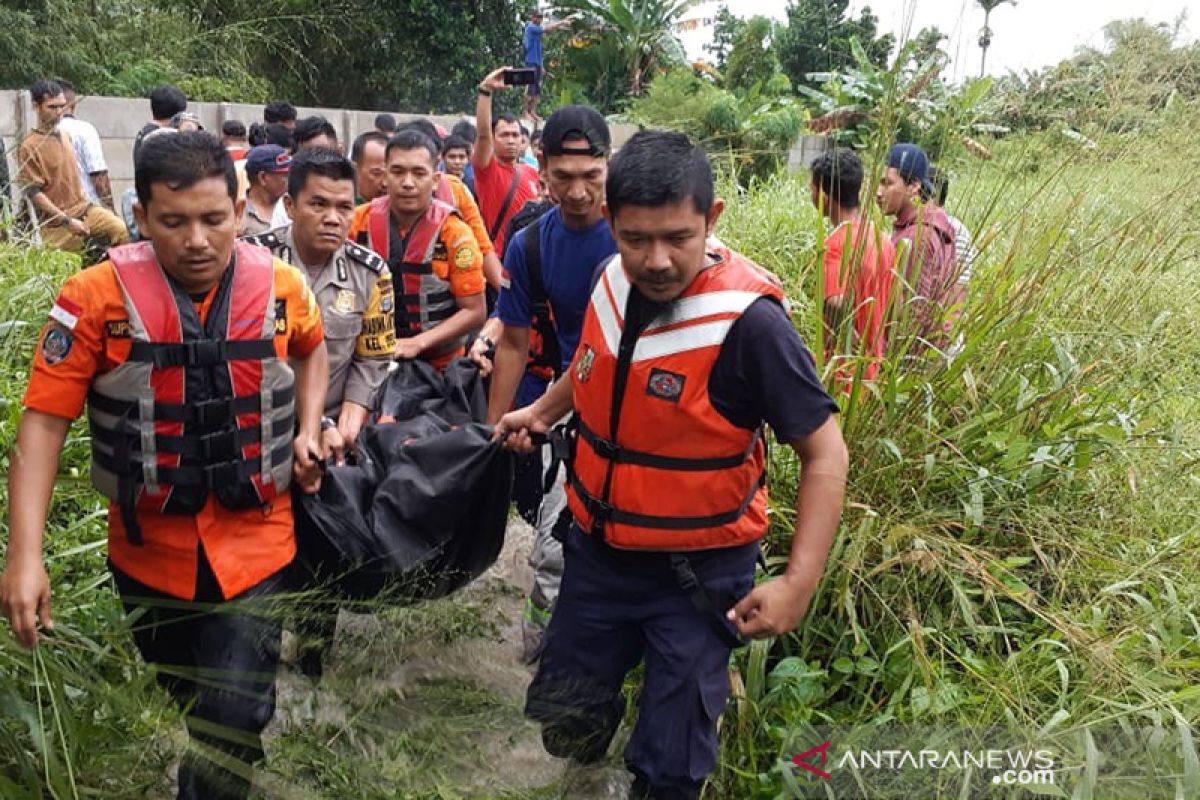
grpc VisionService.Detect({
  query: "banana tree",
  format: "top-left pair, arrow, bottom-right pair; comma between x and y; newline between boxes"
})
553,0 -> 698,96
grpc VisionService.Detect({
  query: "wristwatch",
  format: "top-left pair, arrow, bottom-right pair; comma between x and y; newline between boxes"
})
320,417 -> 337,432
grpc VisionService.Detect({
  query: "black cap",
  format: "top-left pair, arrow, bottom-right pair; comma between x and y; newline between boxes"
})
541,105 -> 610,158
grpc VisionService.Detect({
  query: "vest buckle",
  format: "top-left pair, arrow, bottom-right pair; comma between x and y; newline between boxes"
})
187,339 -> 227,366
192,398 -> 234,427
198,428 -> 239,460
591,436 -> 622,462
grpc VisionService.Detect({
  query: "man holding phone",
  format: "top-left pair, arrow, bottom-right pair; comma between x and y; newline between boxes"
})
475,68 -> 542,256
521,10 -> 576,121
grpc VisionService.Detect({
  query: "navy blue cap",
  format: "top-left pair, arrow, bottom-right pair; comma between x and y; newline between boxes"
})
886,143 -> 930,185
245,144 -> 292,177
541,105 -> 610,158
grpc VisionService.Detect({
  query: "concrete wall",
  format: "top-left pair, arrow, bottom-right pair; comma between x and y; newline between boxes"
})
1,89 -> 643,205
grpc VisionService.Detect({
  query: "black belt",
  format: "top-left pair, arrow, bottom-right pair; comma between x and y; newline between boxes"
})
575,417 -> 760,472
128,338 -> 277,368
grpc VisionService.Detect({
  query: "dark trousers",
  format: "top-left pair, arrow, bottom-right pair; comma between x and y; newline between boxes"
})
111,551 -> 284,800
525,528 -> 758,800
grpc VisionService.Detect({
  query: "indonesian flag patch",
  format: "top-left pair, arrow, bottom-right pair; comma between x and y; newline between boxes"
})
48,294 -> 83,331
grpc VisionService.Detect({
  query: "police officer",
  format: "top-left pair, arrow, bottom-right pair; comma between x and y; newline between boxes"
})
1,132 -> 329,799
496,131 -> 849,799
244,147 -> 395,678
245,147 -> 396,459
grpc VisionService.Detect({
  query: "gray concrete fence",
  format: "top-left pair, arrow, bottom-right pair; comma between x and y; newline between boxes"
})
2,88 -> 825,208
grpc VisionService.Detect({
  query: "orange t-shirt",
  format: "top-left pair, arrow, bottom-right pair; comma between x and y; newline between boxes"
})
823,219 -> 896,382
441,174 -> 495,257
23,257 -> 325,601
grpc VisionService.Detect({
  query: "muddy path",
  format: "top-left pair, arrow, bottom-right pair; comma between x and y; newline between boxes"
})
257,518 -> 632,799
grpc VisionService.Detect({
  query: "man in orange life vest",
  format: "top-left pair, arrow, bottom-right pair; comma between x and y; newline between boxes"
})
348,129 -> 486,370
496,131 -> 849,799
0,132 -> 329,798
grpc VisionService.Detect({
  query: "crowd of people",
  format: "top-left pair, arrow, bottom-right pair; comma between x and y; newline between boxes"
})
2,15 -> 976,795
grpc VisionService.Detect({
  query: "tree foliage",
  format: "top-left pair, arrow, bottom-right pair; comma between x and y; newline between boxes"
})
776,0 -> 894,92
996,16 -> 1200,131
551,0 -> 695,99
725,16 -> 784,95
0,0 -> 532,112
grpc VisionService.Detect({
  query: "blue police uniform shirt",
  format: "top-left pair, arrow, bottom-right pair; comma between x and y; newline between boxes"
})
523,22 -> 544,66
498,207 -> 617,376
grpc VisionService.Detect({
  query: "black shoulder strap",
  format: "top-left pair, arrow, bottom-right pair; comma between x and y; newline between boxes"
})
488,164 -> 525,243
525,214 -> 544,307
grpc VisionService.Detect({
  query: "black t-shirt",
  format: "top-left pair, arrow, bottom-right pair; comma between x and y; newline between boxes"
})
620,288 -> 837,444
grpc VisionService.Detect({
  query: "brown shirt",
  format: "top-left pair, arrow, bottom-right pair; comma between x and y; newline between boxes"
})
17,127 -> 89,221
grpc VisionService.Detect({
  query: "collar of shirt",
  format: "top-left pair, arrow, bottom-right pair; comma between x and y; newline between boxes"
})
282,226 -> 350,294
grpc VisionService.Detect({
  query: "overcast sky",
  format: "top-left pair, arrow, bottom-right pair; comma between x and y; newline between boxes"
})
678,0 -> 1199,82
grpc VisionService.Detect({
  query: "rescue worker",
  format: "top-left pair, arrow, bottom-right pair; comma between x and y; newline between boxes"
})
396,118 -> 504,293
348,129 -> 486,371
495,131 -> 848,799
471,105 -> 617,663
0,131 -> 330,798
243,147 -> 395,679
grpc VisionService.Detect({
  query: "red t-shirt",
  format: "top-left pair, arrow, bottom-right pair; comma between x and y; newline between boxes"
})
823,219 -> 896,382
474,156 -> 539,255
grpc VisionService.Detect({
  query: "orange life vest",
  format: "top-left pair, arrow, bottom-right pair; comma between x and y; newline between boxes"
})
87,241 -> 295,543
363,196 -> 463,358
565,249 -> 785,551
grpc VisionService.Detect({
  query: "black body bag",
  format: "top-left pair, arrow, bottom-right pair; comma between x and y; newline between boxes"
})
294,358 -> 512,601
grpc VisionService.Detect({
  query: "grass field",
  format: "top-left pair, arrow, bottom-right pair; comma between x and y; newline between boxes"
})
0,116 -> 1198,797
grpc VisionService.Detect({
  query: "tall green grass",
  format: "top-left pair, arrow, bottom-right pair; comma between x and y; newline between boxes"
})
711,118 -> 1200,796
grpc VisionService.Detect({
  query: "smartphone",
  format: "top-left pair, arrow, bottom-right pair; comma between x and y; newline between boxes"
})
503,68 -> 539,86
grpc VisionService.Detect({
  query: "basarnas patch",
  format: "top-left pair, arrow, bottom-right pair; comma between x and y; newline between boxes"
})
646,368 -> 685,402
41,326 -> 74,365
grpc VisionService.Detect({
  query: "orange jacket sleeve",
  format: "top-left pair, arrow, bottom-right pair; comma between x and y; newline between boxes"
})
440,217 -> 484,297
23,265 -> 115,420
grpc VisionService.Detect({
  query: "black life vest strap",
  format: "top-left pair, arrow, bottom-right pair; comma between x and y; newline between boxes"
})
576,417 -> 760,472
128,338 -> 277,369
88,384 -> 294,426
91,416 -> 293,459
668,553 -> 746,649
94,439 -> 292,490
567,468 -> 761,532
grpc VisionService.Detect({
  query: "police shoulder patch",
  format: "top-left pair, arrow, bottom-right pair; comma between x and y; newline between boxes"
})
344,241 -> 385,274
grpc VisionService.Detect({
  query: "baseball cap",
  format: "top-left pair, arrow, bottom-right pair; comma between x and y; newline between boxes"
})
886,143 -> 929,186
541,105 -> 611,158
245,144 -> 292,177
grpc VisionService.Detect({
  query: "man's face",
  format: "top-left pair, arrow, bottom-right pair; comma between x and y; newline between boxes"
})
256,171 -> 289,203
134,177 -> 243,294
285,174 -> 356,262
544,153 -> 606,226
386,147 -> 439,217
442,147 -> 469,178
494,120 -> 523,163
356,138 -> 388,200
605,198 -> 724,303
35,93 -> 67,129
280,119 -> 297,131
876,167 -> 918,217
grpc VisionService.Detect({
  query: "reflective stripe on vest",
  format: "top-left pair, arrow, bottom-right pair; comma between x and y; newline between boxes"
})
367,196 -> 462,357
566,249 -> 785,551
87,241 -> 295,541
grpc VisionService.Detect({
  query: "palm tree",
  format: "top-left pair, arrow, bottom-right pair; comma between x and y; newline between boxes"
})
976,0 -> 1016,77
554,0 -> 699,96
